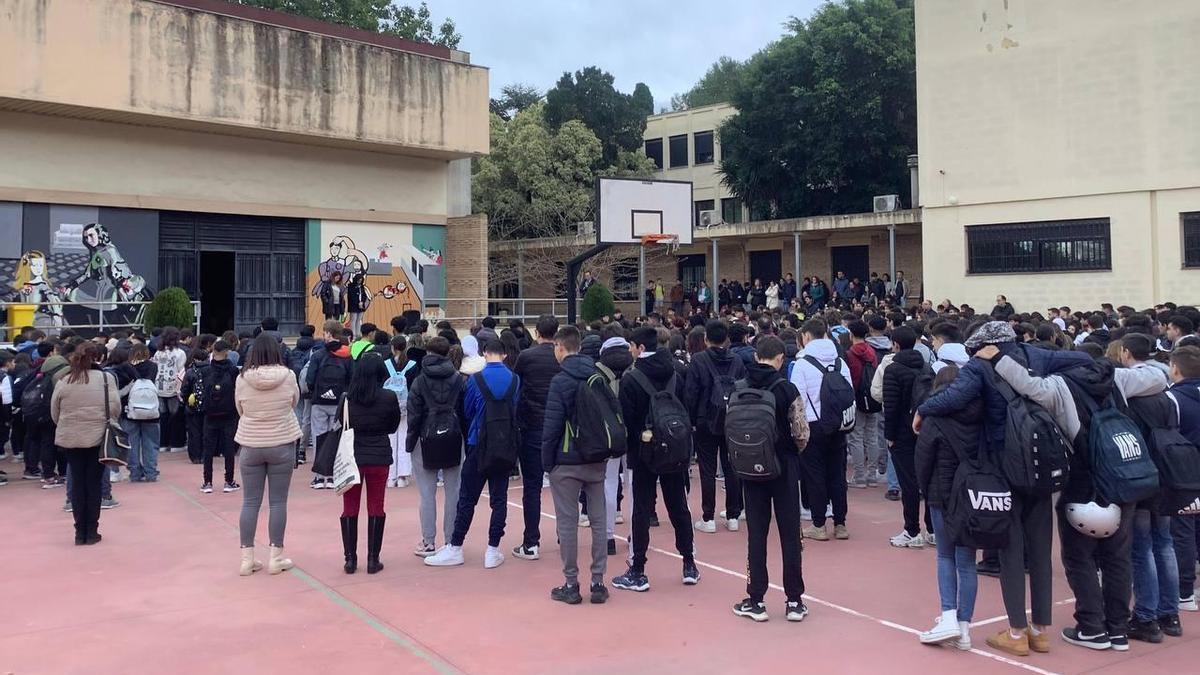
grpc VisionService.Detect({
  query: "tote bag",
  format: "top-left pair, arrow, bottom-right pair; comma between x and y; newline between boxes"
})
331,399 -> 361,495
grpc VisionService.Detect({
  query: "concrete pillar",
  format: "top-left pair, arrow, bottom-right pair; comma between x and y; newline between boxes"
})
888,224 -> 897,283
907,154 -> 919,209
793,232 -> 802,283
711,238 -> 719,300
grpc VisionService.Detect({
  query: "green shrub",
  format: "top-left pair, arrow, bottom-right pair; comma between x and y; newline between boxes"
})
143,287 -> 194,333
580,283 -> 616,323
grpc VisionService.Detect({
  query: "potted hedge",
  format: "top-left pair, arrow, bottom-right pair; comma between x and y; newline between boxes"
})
580,283 -> 616,323
143,287 -> 194,333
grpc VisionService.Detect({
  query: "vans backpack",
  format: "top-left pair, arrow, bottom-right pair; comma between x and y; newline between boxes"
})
126,378 -> 161,420
629,370 -> 692,474
1083,395 -> 1159,505
313,355 -> 349,404
945,451 -> 1012,549
571,371 -> 628,463
725,380 -> 790,481
383,359 -> 415,403
202,365 -> 237,419
856,358 -> 881,413
802,356 -> 856,434
704,355 -> 738,433
420,378 -> 463,470
473,373 -> 520,475
21,364 -> 66,425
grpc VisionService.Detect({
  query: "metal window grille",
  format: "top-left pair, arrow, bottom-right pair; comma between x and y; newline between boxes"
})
1183,212 -> 1200,269
966,218 -> 1111,274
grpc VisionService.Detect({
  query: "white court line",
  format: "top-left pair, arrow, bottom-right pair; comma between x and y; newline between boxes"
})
971,598 -> 1077,629
507,500 -> 1064,675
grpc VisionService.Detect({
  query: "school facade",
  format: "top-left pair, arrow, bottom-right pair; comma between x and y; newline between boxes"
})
0,0 -> 489,335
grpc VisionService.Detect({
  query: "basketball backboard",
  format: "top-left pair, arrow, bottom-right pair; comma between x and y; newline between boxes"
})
596,177 -> 693,245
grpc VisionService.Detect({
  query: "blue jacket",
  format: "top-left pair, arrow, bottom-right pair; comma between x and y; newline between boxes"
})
541,354 -> 597,470
463,362 -> 520,447
918,343 -> 1092,452
1170,377 -> 1200,447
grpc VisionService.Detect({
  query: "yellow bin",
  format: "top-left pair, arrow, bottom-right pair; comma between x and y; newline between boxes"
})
8,304 -> 36,331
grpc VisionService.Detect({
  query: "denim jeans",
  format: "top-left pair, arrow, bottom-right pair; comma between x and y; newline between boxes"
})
885,452 -> 900,491
123,418 -> 160,481
1132,509 -> 1179,621
847,410 -> 881,482
930,507 -> 977,621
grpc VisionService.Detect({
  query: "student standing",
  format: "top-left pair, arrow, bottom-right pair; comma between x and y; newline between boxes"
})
306,320 -> 353,490
845,320 -> 881,488
732,337 -> 810,623
151,327 -> 188,453
425,340 -> 520,569
1166,347 -> 1200,614
200,341 -> 241,494
179,348 -> 209,464
406,337 -> 465,557
384,336 -> 415,488
119,345 -> 159,481
235,335 -> 301,576
882,327 -> 934,548
511,315 -> 561,561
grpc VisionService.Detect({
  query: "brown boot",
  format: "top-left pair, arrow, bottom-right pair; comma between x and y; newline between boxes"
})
986,628 -> 1030,657
1025,628 -> 1050,653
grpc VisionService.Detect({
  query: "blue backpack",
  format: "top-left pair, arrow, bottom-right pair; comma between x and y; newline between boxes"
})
1079,390 -> 1160,504
383,359 -> 415,403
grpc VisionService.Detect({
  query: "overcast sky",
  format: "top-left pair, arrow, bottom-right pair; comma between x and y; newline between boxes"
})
435,0 -> 822,110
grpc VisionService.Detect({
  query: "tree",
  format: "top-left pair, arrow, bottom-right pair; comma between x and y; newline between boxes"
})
671,56 -> 746,111
543,67 -> 651,167
143,287 -> 195,333
235,1 -> 460,48
718,0 -> 916,217
580,283 -> 616,322
489,83 -> 542,121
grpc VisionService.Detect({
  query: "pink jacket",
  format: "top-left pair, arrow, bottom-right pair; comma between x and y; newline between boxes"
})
235,365 -> 301,448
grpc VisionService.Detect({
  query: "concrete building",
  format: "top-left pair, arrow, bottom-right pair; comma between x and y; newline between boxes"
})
0,0 -> 488,335
643,103 -> 749,226
916,0 -> 1200,311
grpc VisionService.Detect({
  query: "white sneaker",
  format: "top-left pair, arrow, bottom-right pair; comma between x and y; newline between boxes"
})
424,545 -> 465,567
926,532 -> 936,547
484,545 -> 505,569
615,511 -> 625,525
801,508 -> 812,521
1180,594 -> 1199,611
955,621 -> 972,650
889,531 -> 925,548
726,517 -> 740,532
386,478 -> 398,488
542,474 -> 550,489
694,519 -> 717,534
578,514 -> 590,528
919,610 -> 960,644
396,477 -> 410,488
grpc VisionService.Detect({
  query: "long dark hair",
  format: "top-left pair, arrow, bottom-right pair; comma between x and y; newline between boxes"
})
67,342 -> 102,384
245,334 -> 283,369
160,327 -> 181,350
390,335 -> 408,368
347,354 -> 387,406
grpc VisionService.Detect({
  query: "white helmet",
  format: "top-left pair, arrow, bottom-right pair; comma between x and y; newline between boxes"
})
1064,502 -> 1121,539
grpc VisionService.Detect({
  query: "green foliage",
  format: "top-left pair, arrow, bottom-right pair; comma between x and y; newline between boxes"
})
719,0 -> 916,218
490,83 -> 542,121
235,1 -> 460,47
143,287 -> 194,333
580,283 -> 616,323
670,56 -> 746,111
544,67 -> 651,167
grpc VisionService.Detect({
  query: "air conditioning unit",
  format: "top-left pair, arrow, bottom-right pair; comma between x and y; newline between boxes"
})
698,210 -> 722,228
873,195 -> 901,213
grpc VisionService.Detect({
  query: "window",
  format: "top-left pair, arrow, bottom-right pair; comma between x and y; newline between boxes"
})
720,198 -> 741,224
694,199 -> 715,227
1184,212 -> 1200,268
966,218 -> 1111,274
644,138 -> 663,170
678,255 -> 707,291
669,134 -> 689,168
694,131 -> 714,165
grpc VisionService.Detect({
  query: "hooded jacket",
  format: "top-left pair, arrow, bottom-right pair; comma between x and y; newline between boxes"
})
580,333 -> 602,361
340,387 -> 401,465
289,335 -> 316,374
106,362 -> 139,410
513,342 -> 560,432
405,353 -> 467,454
235,365 -> 301,447
459,336 -> 487,375
542,354 -> 599,469
932,343 -> 969,373
866,335 -> 893,362
597,344 -> 634,382
684,346 -> 746,434
305,340 -> 353,406
915,384 -> 983,508
789,338 -> 852,423
882,349 -> 926,446
619,350 -> 687,466
1168,378 -> 1200,447
463,361 -> 520,447
743,361 -> 804,457
846,341 -> 879,391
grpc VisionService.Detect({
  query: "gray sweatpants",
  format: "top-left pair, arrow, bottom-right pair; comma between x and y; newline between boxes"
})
551,462 -> 608,585
239,443 -> 296,548
413,444 -> 462,548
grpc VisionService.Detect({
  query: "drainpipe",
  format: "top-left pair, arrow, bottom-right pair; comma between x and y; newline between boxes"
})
907,154 -> 919,209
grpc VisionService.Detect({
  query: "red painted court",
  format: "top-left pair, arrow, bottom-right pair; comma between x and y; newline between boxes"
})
5,453 -> 1197,675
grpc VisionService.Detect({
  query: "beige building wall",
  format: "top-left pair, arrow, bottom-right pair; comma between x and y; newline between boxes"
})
916,0 -> 1200,309
643,103 -> 743,223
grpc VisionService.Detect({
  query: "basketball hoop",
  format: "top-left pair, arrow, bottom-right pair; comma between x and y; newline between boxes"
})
640,233 -> 680,253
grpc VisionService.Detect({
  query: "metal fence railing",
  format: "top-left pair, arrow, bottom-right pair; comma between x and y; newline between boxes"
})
1,300 -> 202,340
422,297 -> 643,324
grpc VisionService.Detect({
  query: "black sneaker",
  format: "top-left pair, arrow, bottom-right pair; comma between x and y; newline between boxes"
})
201,482 -> 214,494
607,539 -> 617,556
648,513 -> 660,527
589,582 -> 609,604
682,561 -> 700,585
612,568 -> 650,592
1159,613 -> 1182,637
976,558 -> 1001,577
884,489 -> 900,502
786,601 -> 809,622
223,481 -> 241,493
1128,618 -> 1163,643
1061,626 -> 1111,650
22,469 -> 41,480
733,598 -> 768,622
550,583 -> 582,605
1109,634 -> 1128,652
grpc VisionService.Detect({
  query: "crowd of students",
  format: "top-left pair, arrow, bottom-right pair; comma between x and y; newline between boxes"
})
3,294 -> 1200,658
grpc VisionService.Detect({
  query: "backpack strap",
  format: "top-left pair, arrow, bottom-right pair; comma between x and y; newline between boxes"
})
473,372 -> 495,402
400,360 -> 415,376
628,368 -> 657,398
384,359 -> 399,379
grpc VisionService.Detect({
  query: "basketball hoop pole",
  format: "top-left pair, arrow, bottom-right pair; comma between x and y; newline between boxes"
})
565,243 -> 611,324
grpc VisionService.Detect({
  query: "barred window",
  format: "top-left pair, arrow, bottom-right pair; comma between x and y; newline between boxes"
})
966,218 -> 1111,274
1184,212 -> 1200,268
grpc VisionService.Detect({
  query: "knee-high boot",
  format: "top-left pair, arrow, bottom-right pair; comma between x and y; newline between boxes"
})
367,515 -> 386,574
340,516 -> 358,574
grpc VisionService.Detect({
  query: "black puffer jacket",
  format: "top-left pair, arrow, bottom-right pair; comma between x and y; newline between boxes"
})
684,346 -> 745,434
405,353 -> 466,453
915,387 -> 983,508
882,349 -> 926,446
340,389 -> 401,466
513,342 -> 560,432
541,354 -> 598,469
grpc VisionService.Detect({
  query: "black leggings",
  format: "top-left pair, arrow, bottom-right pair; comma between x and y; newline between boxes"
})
889,443 -> 933,536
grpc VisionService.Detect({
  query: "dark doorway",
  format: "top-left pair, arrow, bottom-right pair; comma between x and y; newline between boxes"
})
200,251 -> 235,334
830,245 -> 870,286
748,250 -> 782,285
677,254 -> 706,292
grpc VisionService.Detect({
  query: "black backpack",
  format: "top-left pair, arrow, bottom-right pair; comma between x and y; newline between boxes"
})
1125,393 -> 1200,513
313,354 -> 349,404
21,364 -> 66,425
473,373 -> 520,475
990,370 -> 1072,494
202,364 -> 237,419
1073,387 -> 1159,505
802,356 -> 856,435
705,355 -> 738,433
420,377 -> 463,470
629,370 -> 692,474
855,357 -> 881,413
908,364 -> 935,415
945,450 -> 1012,549
724,380 -> 787,481
571,371 -> 627,463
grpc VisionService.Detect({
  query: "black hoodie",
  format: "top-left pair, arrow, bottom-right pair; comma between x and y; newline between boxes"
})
915,384 -> 983,508
597,345 -> 634,382
541,354 -> 599,469
405,353 -> 466,453
882,349 -> 927,445
619,350 -> 687,456
743,361 -> 802,457
684,346 -> 746,434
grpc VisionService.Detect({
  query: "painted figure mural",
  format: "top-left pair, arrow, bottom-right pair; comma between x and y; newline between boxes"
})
11,250 -> 64,329
61,223 -> 148,304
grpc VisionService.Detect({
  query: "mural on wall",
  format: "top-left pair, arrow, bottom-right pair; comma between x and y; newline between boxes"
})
304,221 -> 445,329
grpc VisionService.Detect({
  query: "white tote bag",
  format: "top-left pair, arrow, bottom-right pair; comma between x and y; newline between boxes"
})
332,399 -> 362,495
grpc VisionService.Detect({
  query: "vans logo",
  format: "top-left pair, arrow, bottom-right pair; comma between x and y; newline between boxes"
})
968,490 -> 1012,511
1113,432 -> 1142,461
